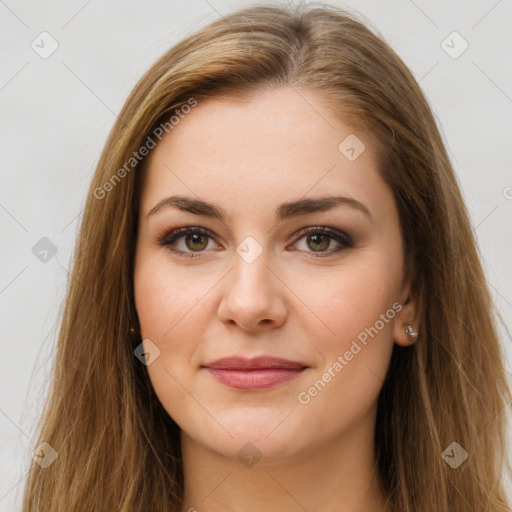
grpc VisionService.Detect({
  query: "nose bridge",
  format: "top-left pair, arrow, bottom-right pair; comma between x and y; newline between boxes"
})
218,239 -> 287,330
229,241 -> 274,303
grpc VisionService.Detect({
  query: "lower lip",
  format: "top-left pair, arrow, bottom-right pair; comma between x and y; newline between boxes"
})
204,367 -> 307,390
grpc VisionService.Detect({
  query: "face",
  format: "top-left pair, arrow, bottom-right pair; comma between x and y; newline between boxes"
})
134,86 -> 417,463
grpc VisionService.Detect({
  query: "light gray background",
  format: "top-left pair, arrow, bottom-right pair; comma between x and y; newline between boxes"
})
1,0 -> 511,509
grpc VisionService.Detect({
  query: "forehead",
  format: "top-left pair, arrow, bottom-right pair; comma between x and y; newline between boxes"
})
139,87 -> 391,224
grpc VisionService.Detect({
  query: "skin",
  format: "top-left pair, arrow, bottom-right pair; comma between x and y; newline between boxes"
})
133,86 -> 420,512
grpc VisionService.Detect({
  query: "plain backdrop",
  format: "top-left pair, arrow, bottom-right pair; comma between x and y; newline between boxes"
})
1,0 -> 511,509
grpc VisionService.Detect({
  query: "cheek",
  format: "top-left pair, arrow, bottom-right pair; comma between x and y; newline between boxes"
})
134,254 -> 209,339
299,253 -> 400,339
134,264 -> 168,339
133,253 -> 220,394
133,256 -> 204,424
294,254 -> 399,399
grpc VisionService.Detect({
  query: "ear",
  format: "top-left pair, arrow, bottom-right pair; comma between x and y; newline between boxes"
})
393,274 -> 421,347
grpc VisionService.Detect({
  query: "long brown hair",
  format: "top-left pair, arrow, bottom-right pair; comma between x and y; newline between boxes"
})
22,3 -> 511,510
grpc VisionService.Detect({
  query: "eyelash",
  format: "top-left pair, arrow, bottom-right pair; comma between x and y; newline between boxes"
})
156,226 -> 353,259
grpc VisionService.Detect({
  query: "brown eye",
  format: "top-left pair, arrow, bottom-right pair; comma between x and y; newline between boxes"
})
305,233 -> 331,252
158,227 -> 219,258
184,233 -> 208,251
292,226 -> 353,257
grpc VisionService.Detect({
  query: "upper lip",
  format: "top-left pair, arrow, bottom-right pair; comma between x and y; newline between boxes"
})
202,356 -> 308,370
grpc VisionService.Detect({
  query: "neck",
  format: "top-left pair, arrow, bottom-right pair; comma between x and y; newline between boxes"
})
179,407 -> 390,512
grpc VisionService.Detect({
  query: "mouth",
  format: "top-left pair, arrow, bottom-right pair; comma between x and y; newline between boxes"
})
203,367 -> 307,390
201,356 -> 309,391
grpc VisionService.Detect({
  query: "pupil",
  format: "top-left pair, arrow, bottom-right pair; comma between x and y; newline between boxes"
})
186,234 -> 207,251
308,234 -> 329,251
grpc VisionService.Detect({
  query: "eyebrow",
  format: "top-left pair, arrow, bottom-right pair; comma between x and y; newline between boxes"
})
147,194 -> 372,222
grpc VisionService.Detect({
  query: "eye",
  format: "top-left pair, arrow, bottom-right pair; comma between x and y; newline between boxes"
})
156,225 -> 353,259
156,226 -> 220,259
290,226 -> 353,257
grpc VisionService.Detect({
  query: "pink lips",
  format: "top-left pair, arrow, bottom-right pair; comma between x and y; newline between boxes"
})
202,356 -> 308,391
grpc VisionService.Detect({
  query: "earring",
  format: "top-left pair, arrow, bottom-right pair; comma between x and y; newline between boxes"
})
405,325 -> 418,339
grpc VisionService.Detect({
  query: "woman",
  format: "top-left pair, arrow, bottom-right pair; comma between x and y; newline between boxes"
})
22,3 -> 511,511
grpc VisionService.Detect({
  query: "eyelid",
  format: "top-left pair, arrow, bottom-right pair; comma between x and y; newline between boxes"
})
154,226 -> 219,248
292,226 -> 353,247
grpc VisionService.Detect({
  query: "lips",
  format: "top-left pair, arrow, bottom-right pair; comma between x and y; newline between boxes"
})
203,356 -> 307,370
202,356 -> 308,391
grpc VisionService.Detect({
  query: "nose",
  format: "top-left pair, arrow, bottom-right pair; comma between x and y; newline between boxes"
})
217,251 -> 288,332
